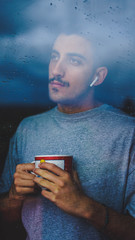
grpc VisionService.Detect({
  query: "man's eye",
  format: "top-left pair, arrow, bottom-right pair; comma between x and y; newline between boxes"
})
70,58 -> 81,65
50,54 -> 59,61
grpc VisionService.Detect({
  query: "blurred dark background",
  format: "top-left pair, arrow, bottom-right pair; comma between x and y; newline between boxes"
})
0,0 -> 135,239
0,0 -> 135,184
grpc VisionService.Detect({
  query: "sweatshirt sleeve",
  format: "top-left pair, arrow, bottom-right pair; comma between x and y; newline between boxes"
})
124,133 -> 135,218
0,123 -> 23,194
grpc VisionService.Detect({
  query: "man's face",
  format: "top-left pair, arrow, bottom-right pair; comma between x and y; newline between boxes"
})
49,34 -> 94,106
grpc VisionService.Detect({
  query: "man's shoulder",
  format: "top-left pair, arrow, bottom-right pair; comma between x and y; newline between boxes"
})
18,107 -> 56,129
102,104 -> 135,128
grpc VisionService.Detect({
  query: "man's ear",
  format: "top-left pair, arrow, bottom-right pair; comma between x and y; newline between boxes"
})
92,67 -> 108,86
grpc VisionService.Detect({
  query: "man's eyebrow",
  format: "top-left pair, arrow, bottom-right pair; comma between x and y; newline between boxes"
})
51,50 -> 86,61
51,49 -> 59,55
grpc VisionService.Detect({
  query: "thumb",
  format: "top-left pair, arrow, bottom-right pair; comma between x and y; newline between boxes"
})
72,170 -> 81,187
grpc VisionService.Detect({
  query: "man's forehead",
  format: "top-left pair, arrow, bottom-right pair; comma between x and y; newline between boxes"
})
53,34 -> 93,57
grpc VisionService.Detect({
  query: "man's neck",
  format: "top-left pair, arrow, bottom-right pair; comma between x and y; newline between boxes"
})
57,100 -> 102,114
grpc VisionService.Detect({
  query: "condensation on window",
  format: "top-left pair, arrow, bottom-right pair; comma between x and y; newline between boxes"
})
0,0 -> 135,175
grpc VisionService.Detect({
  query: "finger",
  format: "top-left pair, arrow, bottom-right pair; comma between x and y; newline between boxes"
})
15,186 -> 35,195
16,163 -> 35,172
14,178 -> 35,187
38,162 -> 65,176
41,189 -> 55,202
34,177 -> 56,193
72,170 -> 81,185
33,168 -> 62,185
72,171 -> 82,190
14,171 -> 36,180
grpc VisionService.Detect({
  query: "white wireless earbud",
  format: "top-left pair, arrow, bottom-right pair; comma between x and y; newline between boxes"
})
90,76 -> 98,87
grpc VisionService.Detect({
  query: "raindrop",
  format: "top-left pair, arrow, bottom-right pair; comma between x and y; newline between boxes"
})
2,80 -> 9,83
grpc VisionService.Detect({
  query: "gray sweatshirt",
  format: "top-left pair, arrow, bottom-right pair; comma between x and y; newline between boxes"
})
0,104 -> 135,240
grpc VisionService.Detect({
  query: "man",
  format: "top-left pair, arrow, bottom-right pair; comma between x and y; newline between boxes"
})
0,33 -> 135,240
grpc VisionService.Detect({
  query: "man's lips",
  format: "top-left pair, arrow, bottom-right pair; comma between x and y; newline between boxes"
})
49,80 -> 65,87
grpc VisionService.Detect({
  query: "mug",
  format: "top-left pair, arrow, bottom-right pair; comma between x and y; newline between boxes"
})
35,155 -> 73,173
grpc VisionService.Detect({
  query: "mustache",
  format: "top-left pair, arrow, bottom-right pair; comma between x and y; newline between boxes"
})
49,77 -> 70,87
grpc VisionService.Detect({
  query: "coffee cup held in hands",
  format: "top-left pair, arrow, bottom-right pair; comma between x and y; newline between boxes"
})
35,155 -> 73,173
34,155 -> 73,190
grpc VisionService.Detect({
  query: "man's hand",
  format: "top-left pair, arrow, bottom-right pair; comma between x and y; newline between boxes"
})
33,162 -> 90,218
9,163 -> 37,200
33,162 -> 135,240
0,163 -> 38,223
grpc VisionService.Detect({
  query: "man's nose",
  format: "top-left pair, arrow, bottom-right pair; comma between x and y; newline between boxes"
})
52,60 -> 65,78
